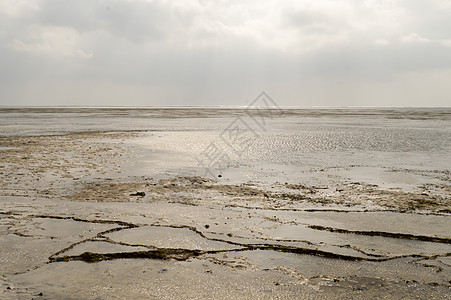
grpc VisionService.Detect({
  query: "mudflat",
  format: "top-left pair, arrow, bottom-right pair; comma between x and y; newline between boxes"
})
1,108 -> 450,299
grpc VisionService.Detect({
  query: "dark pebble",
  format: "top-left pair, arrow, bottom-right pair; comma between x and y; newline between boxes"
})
130,191 -> 146,197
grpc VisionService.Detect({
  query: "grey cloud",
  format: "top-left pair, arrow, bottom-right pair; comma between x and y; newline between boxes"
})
68,42 -> 283,86
285,8 -> 348,34
406,1 -> 451,39
36,0 -> 180,43
0,45 -> 72,83
1,0 -> 451,106
297,41 -> 451,80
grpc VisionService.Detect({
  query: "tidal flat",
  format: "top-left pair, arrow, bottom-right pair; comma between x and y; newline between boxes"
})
0,107 -> 450,299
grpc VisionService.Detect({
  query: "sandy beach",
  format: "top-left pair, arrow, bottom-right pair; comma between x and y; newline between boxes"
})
1,107 -> 450,299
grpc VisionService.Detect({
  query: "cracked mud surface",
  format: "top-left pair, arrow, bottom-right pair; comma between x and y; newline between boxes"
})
1,108 -> 450,299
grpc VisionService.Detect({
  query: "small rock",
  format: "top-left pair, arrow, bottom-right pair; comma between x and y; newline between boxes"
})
218,174 -> 222,178
204,224 -> 210,229
130,191 -> 146,197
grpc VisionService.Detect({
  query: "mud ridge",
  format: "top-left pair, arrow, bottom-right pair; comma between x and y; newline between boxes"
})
202,231 -> 384,258
48,226 -> 133,260
245,244 -> 388,262
49,245 -> 387,264
50,249 -> 209,263
308,225 -> 451,244
24,214 -> 448,265
222,204 -> 449,216
32,215 -> 138,228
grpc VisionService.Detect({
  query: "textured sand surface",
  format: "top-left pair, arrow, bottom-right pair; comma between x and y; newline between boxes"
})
1,108 -> 450,299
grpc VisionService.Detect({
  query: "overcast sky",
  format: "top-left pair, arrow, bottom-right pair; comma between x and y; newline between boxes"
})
1,0 -> 451,107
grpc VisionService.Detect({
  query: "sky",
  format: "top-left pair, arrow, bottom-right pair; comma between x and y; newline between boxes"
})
1,0 -> 451,107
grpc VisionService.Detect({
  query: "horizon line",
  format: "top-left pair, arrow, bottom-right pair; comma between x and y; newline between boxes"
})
1,105 -> 450,109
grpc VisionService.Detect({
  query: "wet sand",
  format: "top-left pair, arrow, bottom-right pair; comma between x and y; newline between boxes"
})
1,108 -> 450,299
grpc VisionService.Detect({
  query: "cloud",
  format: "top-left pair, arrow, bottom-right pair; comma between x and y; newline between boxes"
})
7,25 -> 92,58
1,0 -> 451,106
0,0 -> 40,18
401,33 -> 430,43
35,0 -> 178,43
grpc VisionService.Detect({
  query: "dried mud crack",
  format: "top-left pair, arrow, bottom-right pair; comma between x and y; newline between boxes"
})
307,224 -> 451,244
28,214 -> 450,266
50,249 -> 207,263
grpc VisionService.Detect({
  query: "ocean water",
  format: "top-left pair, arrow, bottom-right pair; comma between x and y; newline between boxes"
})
1,107 -> 450,190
